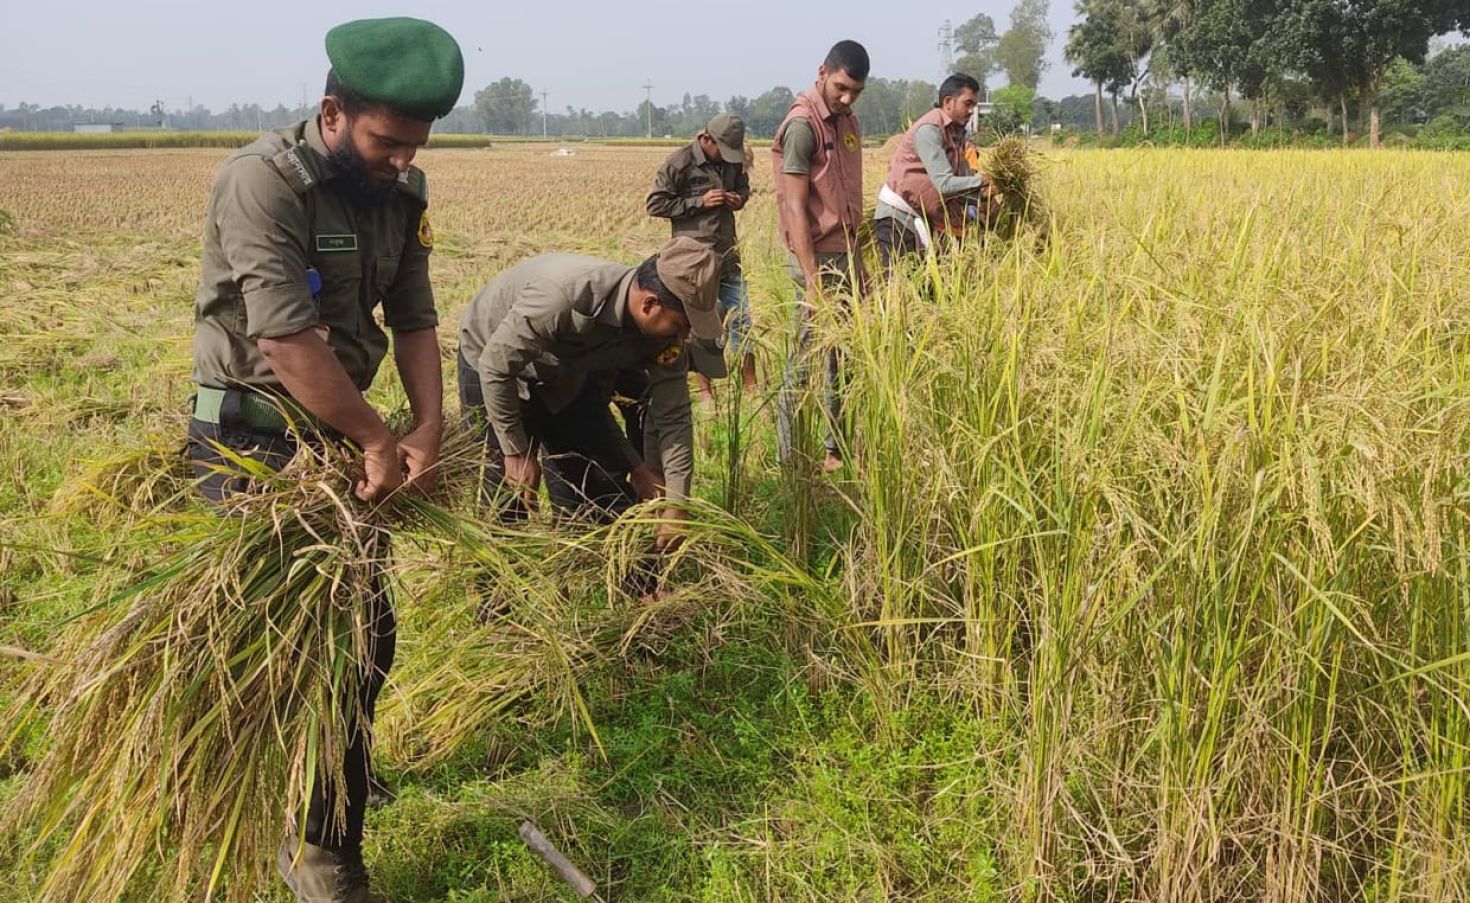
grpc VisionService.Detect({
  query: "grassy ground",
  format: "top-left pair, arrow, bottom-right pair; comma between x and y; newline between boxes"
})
1,144 -> 1469,900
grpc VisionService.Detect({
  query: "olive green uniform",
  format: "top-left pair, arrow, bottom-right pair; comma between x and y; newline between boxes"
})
458,253 -> 696,502
191,116 -> 437,396
186,115 -> 437,871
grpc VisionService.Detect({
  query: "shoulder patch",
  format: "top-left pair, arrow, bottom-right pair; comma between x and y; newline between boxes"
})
395,166 -> 428,204
269,145 -> 318,195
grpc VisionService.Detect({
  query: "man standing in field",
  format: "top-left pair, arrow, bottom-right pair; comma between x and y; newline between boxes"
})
772,40 -> 869,473
186,17 -> 462,902
874,73 -> 998,269
646,113 -> 757,402
457,237 -> 723,546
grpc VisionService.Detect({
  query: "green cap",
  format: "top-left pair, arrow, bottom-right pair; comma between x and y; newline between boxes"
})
326,17 -> 465,120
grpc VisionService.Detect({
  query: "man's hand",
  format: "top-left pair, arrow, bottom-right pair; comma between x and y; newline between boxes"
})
653,506 -> 687,553
724,191 -> 746,210
397,420 -> 443,496
630,465 -> 662,502
357,434 -> 405,502
700,188 -> 727,208
503,453 -> 542,508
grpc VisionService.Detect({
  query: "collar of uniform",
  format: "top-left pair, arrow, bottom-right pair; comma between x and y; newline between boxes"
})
302,116 -> 341,182
598,267 -> 639,330
807,84 -> 840,124
690,136 -> 710,166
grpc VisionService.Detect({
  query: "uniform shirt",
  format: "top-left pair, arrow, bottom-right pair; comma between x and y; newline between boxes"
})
645,139 -> 751,278
191,117 -> 436,393
458,254 -> 695,501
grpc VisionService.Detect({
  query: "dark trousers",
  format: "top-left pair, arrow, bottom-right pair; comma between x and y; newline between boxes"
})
457,352 -> 638,525
185,417 -> 394,862
875,216 -> 926,274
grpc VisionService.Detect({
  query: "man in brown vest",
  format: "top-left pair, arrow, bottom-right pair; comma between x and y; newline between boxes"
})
771,39 -> 869,472
874,73 -> 996,270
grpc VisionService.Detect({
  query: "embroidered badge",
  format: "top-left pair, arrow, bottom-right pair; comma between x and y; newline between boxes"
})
315,234 -> 358,252
655,344 -> 683,365
417,211 -> 434,250
843,132 -> 860,152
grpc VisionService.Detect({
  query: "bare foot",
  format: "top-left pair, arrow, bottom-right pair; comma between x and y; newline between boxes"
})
822,452 -> 844,473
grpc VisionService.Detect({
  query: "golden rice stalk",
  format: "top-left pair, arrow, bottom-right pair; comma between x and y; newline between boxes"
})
0,436 -> 452,901
983,135 -> 1048,239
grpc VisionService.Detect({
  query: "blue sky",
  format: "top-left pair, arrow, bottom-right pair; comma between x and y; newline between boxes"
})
3,1 -> 1090,113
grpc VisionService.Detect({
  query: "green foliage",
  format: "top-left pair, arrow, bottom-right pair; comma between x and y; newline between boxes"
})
473,77 -> 538,135
853,78 -> 939,136
953,12 -> 1001,88
991,84 -> 1037,130
994,0 -> 1054,89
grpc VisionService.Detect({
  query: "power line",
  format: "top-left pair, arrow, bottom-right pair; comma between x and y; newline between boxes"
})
642,80 -> 654,139
938,20 -> 954,75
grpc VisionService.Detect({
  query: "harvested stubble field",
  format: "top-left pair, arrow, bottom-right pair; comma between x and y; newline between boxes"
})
2,142 -> 1470,901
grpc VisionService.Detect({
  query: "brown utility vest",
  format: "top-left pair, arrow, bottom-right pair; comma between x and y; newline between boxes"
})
884,107 -> 971,233
771,87 -> 864,254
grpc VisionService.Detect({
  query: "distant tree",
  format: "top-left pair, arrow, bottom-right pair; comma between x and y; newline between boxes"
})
1279,0 -> 1463,146
903,80 -> 940,121
954,12 -> 1001,88
746,87 -> 796,137
996,0 -> 1055,89
1424,44 -> 1470,115
1066,0 -> 1136,134
1344,0 -> 1464,146
725,95 -> 752,121
1380,57 -> 1429,124
474,78 -> 537,135
990,83 -> 1038,133
1274,0 -> 1360,141
1172,0 -> 1272,142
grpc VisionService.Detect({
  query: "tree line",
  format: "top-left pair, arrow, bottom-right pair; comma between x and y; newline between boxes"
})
5,0 -> 1466,147
1062,0 -> 1470,146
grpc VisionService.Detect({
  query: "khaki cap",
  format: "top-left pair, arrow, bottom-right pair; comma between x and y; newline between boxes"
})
704,113 -> 746,164
655,236 -> 723,341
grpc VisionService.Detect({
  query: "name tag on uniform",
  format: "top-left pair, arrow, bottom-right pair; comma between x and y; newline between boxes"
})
315,234 -> 358,252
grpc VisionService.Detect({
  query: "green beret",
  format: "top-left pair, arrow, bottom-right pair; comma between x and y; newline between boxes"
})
326,17 -> 465,120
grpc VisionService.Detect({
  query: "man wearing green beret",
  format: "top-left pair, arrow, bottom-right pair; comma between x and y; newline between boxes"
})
184,16 -> 463,903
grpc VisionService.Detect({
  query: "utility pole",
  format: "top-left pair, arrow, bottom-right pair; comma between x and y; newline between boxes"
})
938,20 -> 954,75
642,80 -> 654,139
540,88 -> 549,138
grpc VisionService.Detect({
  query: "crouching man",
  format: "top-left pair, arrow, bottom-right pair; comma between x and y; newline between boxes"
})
456,237 -> 723,549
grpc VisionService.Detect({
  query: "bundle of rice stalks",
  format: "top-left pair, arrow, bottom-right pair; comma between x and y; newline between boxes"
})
46,430 -> 192,527
982,135 -> 1049,240
0,436 -> 466,901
